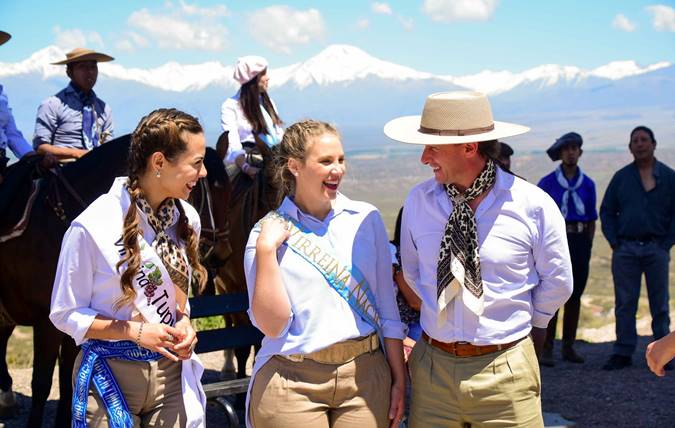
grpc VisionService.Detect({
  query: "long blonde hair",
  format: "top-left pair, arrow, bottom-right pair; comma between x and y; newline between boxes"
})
114,108 -> 207,310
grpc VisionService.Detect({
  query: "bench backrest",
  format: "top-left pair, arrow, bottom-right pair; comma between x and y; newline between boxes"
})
188,293 -> 263,354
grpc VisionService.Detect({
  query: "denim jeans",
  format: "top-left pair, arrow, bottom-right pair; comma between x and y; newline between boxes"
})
611,240 -> 671,356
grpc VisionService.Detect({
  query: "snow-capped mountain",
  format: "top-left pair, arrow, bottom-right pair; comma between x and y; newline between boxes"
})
1,44 -> 669,95
1,43 -> 674,153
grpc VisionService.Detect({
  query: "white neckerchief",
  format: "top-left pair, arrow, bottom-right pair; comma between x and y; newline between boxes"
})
555,165 -> 585,219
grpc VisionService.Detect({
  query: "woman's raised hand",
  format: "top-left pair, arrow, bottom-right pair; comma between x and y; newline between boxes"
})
256,216 -> 291,252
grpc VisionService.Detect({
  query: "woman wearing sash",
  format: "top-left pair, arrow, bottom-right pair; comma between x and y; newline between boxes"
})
244,120 -> 407,428
50,108 -> 208,427
220,55 -> 283,178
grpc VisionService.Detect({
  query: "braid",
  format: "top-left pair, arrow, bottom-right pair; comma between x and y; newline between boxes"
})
115,108 -> 205,308
176,201 -> 208,293
114,176 -> 143,310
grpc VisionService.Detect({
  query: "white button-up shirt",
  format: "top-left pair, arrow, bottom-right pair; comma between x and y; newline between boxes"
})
220,91 -> 283,165
401,168 -> 573,345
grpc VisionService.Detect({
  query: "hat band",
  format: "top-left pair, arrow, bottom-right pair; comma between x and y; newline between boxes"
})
418,123 -> 495,136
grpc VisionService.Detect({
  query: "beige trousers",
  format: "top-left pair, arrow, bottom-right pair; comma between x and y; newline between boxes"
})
72,350 -> 187,428
409,336 -> 543,428
250,351 -> 392,428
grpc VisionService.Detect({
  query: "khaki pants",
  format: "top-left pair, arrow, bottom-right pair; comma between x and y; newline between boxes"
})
250,351 -> 391,428
72,350 -> 187,427
409,336 -> 543,428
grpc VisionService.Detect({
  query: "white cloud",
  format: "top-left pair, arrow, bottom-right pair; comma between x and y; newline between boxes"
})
422,0 -> 498,22
612,14 -> 637,32
398,16 -> 414,31
53,27 -> 104,49
372,2 -> 393,15
125,7 -> 228,51
646,4 -> 675,31
357,18 -> 370,29
177,0 -> 229,17
115,32 -> 149,53
248,6 -> 325,54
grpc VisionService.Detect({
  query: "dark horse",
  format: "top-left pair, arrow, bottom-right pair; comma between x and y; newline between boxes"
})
215,138 -> 277,379
0,135 -> 131,427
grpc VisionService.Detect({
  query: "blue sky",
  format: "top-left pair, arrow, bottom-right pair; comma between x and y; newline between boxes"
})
2,0 -> 674,74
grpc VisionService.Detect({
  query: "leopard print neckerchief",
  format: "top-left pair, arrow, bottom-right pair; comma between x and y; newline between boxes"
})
437,158 -> 496,317
135,195 -> 190,295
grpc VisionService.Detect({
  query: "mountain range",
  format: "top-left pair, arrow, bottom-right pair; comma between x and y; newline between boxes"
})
2,44 -> 674,154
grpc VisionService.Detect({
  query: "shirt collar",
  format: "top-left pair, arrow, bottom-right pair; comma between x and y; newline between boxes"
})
66,82 -> 97,104
425,163 -> 514,196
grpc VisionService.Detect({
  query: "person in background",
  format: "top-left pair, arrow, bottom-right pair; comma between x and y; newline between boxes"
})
34,48 -> 114,161
600,126 -> 674,371
220,56 -> 283,179
0,30 -> 36,181
537,132 -> 597,366
497,141 -> 514,170
244,120 -> 406,428
385,91 -> 572,427
390,207 -> 421,360
49,109 -> 207,427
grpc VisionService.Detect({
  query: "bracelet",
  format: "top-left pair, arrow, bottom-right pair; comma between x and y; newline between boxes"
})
136,321 -> 145,346
241,162 -> 250,173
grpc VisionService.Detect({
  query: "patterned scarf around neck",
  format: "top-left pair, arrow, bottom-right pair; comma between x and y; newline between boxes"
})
554,165 -> 585,219
437,158 -> 497,319
135,195 -> 190,295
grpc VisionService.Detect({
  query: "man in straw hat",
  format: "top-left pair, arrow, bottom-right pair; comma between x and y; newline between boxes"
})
384,91 -> 572,427
537,132 -> 597,367
0,31 -> 35,179
33,47 -> 114,161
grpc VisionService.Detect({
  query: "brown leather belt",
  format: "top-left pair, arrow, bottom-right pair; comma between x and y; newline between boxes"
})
422,332 -> 524,357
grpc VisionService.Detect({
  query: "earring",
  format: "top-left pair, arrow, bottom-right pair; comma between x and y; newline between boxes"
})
155,170 -> 161,178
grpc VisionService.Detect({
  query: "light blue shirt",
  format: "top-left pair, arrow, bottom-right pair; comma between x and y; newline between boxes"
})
244,194 -> 406,359
0,84 -> 32,159
401,167 -> 573,345
33,83 -> 113,150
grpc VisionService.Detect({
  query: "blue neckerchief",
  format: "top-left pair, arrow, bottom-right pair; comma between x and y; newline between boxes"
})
72,340 -> 163,428
268,211 -> 385,352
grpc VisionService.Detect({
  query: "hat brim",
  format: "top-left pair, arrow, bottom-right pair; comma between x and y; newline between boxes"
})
0,32 -> 10,46
384,115 -> 530,145
52,52 -> 114,65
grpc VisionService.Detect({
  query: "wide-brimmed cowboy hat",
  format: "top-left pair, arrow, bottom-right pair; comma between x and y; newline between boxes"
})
0,31 -> 10,46
384,91 -> 529,145
546,132 -> 583,161
51,47 -> 114,65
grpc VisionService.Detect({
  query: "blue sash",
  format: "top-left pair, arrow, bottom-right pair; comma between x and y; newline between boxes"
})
72,340 -> 163,428
268,211 -> 384,349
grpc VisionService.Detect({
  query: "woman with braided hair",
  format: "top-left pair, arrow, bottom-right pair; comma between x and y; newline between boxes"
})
50,108 -> 208,427
244,120 -> 406,428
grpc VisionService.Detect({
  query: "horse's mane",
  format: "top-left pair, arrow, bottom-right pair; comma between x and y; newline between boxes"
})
61,134 -> 131,182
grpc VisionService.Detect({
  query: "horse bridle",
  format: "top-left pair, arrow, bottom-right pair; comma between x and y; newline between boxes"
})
193,178 -> 229,261
46,165 -> 87,222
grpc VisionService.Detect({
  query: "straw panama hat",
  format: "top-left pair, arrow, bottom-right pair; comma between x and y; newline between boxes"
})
51,47 -> 114,65
384,91 -> 530,145
0,31 -> 11,46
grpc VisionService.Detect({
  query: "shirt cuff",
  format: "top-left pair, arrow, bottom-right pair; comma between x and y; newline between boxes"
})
531,310 -> 554,329
68,308 -> 99,346
382,319 -> 407,340
225,149 -> 246,165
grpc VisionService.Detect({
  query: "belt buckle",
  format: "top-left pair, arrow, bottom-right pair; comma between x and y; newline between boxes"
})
576,223 -> 584,233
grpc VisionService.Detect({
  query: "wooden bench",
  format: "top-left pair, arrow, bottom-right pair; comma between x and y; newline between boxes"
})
189,293 -> 263,427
